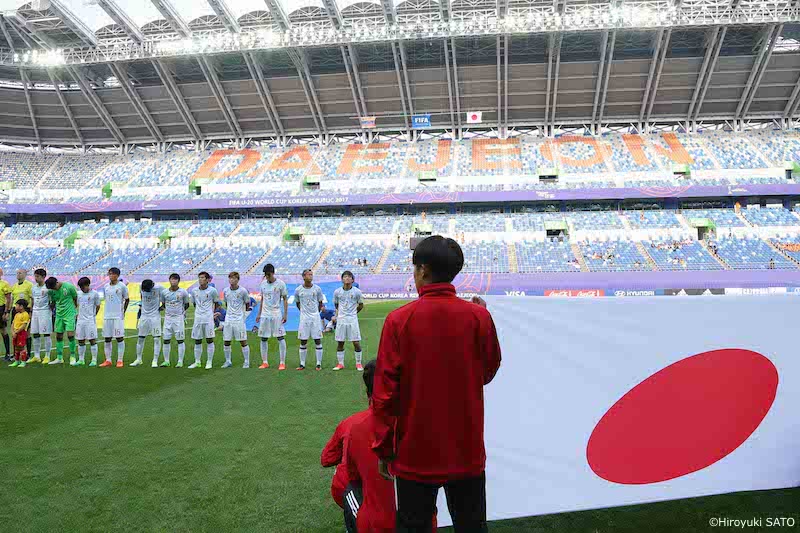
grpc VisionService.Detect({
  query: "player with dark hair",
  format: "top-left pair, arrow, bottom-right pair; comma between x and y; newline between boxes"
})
372,235 -> 502,532
162,273 -> 190,367
132,278 -> 165,368
30,268 -> 52,364
44,276 -> 78,365
332,270 -> 364,371
0,268 -> 11,361
75,277 -> 101,367
190,271 -> 220,369
222,272 -> 251,368
256,263 -> 288,370
101,267 -> 129,367
294,269 -> 324,370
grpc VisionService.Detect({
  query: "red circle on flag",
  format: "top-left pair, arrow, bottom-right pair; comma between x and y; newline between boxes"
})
471,114 -> 478,120
586,348 -> 778,485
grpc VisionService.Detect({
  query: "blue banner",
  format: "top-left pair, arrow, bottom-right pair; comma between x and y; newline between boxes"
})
412,114 -> 431,129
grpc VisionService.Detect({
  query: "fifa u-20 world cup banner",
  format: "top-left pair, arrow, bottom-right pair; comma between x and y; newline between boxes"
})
436,295 -> 800,527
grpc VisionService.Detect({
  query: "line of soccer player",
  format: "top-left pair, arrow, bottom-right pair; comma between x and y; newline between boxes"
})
2,264 -> 366,370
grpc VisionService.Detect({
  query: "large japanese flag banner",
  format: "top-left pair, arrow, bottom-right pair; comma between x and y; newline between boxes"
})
436,296 -> 800,527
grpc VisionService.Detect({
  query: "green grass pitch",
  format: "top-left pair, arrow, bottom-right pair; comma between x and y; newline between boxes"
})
1,300 -> 797,532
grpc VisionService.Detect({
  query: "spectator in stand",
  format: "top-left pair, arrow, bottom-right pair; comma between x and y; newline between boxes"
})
371,236 -> 502,532
769,258 -> 776,270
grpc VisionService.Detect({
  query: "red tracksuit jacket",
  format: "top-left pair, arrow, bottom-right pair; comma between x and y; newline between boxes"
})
371,283 -> 502,483
347,414 -> 438,532
321,409 -> 370,508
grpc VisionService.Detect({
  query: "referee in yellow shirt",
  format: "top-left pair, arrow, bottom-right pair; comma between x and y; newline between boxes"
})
12,269 -> 34,357
0,268 -> 12,361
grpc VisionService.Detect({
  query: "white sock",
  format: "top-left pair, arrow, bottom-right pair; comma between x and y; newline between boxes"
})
117,340 -> 125,363
224,345 -> 232,364
279,338 -> 287,365
316,345 -> 323,366
337,351 -> 345,366
178,343 -> 185,364
153,340 -> 161,365
355,351 -> 362,365
136,337 -> 145,362
104,342 -> 112,362
299,347 -> 307,367
91,344 -> 98,364
194,344 -> 202,363
207,342 -> 215,366
242,346 -> 250,367
45,336 -> 52,356
78,344 -> 86,363
33,336 -> 40,358
260,339 -> 269,363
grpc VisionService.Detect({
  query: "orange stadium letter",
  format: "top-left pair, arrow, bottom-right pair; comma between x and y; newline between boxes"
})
540,136 -> 609,168
471,139 -> 522,171
622,133 -> 694,165
407,140 -> 452,172
269,146 -> 319,173
191,149 -> 262,180
337,143 -> 390,175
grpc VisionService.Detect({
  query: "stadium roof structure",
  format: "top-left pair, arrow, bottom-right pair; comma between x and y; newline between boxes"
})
0,0 -> 799,150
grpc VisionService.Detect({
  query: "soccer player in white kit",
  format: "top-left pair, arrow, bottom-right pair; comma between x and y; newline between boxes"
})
294,269 -> 325,371
75,277 -> 100,367
222,272 -> 251,369
101,267 -> 129,368
332,270 -> 365,371
131,279 -> 164,368
162,273 -> 190,368
30,268 -> 53,364
256,263 -> 288,370
190,271 -> 221,369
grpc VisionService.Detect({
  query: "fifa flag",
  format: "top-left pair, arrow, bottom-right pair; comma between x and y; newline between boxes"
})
436,296 -> 800,527
360,116 -> 377,129
466,111 -> 483,124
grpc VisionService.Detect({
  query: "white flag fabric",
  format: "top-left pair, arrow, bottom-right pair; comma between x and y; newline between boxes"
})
466,111 -> 483,124
436,296 -> 800,527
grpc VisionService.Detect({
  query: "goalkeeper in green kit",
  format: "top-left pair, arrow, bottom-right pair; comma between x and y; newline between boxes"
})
44,277 -> 78,365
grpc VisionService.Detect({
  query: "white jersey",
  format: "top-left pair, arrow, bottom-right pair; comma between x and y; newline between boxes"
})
77,290 -> 100,322
32,284 -> 50,312
162,288 -> 190,320
103,282 -> 129,320
191,286 -> 220,325
294,284 -> 324,319
260,279 -> 287,317
224,286 -> 250,324
334,287 -> 364,322
140,285 -> 164,319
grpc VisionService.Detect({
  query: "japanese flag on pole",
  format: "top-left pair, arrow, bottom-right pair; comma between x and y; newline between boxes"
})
435,296 -> 800,527
466,111 -> 483,124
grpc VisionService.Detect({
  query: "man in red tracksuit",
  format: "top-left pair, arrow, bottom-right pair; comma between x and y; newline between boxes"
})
371,235 -> 502,532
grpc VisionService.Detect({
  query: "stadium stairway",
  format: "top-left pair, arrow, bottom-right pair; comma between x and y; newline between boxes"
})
69,248 -> 115,275
129,247 -> 167,274
620,214 -> 633,231
737,211 -> 755,227
188,247 -> 221,273
634,242 -> 659,271
569,242 -> 590,272
374,246 -> 392,274
675,212 -> 694,231
763,237 -> 800,267
246,246 -> 274,275
0,226 -> 9,240
702,240 -> 731,270
505,218 -> 514,233
32,158 -> 61,189
745,137 -> 774,166
698,137 -> 723,169
228,221 -> 245,237
311,244 -> 334,272
507,242 -> 518,273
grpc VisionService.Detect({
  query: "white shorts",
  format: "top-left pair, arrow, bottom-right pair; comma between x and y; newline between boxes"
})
163,318 -> 185,341
31,310 -> 53,335
223,321 -> 247,342
76,320 -> 98,341
258,315 -> 285,338
335,320 -> 361,342
103,318 -> 125,338
138,316 -> 162,338
191,322 -> 216,341
298,316 -> 322,341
